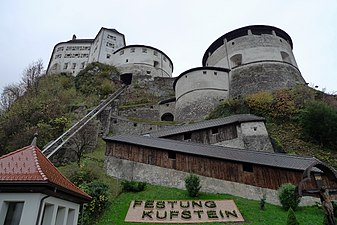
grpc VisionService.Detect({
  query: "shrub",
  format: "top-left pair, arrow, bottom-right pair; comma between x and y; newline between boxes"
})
278,183 -> 301,211
66,165 -> 99,186
286,207 -> 299,225
184,174 -> 201,197
299,101 -> 337,147
259,194 -> 266,210
121,180 -> 146,192
80,180 -> 110,225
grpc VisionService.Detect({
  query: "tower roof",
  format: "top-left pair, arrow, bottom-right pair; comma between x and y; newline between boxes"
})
0,145 -> 91,203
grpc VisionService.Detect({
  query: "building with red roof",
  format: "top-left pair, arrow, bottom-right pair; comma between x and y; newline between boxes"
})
0,145 -> 91,225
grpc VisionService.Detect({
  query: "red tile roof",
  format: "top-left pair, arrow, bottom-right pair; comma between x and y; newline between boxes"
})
0,145 -> 91,201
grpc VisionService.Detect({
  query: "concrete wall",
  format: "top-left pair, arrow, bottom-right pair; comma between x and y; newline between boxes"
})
240,121 -> 274,152
96,29 -> 125,64
105,156 -> 318,206
0,193 -> 80,225
175,68 -> 229,121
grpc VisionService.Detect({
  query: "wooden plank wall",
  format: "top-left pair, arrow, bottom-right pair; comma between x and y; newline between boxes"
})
166,124 -> 238,144
106,142 -> 323,190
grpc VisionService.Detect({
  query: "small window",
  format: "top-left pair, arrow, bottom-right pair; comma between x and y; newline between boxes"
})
130,48 -> 135,53
230,54 -> 242,68
168,151 -> 176,160
120,50 -> 124,55
203,71 -> 207,75
184,132 -> 192,140
281,51 -> 291,63
142,48 -> 147,53
106,54 -> 111,59
146,71 -> 151,74
153,51 -> 158,56
163,57 -> 167,62
126,59 -> 128,62
154,61 -> 159,68
80,62 -> 85,69
4,202 -> 24,225
214,72 -> 217,75
72,63 -> 76,69
243,163 -> 253,172
211,127 -> 219,134
63,63 -> 68,69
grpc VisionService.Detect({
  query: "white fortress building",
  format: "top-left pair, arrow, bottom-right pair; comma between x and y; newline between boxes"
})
47,25 -> 306,122
47,27 -> 173,78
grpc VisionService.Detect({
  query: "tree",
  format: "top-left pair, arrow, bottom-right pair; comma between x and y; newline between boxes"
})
21,59 -> 44,92
67,120 -> 98,166
278,183 -> 301,211
0,83 -> 24,111
299,101 -> 337,147
184,174 -> 201,197
286,207 -> 299,225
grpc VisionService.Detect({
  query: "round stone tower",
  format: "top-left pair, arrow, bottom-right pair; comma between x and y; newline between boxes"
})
174,67 -> 230,122
113,45 -> 173,78
202,25 -> 306,97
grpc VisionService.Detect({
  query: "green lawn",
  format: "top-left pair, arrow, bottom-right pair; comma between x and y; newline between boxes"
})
57,139 -> 325,225
96,184 -> 324,225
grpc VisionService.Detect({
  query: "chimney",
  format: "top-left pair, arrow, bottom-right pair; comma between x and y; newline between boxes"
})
72,34 -> 77,40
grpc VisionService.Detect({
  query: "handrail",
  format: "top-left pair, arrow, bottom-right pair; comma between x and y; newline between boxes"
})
42,85 -> 126,158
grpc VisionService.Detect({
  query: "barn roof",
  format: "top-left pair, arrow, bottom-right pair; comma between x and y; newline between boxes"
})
147,114 -> 265,138
104,134 -> 319,171
0,145 -> 91,203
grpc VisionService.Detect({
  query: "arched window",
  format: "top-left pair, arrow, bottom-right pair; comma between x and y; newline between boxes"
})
161,113 -> 174,121
281,51 -> 291,63
230,54 -> 242,68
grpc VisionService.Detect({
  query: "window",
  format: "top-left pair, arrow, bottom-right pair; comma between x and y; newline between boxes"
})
106,54 -> 111,59
154,60 -> 159,68
107,34 -> 116,40
55,206 -> 66,225
130,48 -> 135,53
66,209 -> 75,225
211,127 -> 219,134
72,63 -> 76,69
106,42 -> 114,48
63,63 -> 68,69
153,51 -> 158,56
4,202 -> 24,225
41,203 -> 54,225
203,71 -> 207,75
230,54 -> 242,68
281,51 -> 291,63
126,59 -> 128,62
243,163 -> 253,172
120,50 -> 124,55
183,132 -> 192,140
163,56 -> 167,62
214,72 -> 217,75
142,48 -> 147,53
168,151 -> 176,160
80,62 -> 85,69
146,71 -> 151,74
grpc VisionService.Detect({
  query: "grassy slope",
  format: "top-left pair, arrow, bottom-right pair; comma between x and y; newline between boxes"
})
97,184 -> 323,225
57,139 -> 324,225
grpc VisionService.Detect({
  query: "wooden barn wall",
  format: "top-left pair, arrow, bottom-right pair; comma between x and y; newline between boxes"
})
165,124 -> 238,144
106,142 -> 332,190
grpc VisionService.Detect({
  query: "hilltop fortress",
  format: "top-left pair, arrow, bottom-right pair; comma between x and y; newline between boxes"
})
47,25 -> 306,123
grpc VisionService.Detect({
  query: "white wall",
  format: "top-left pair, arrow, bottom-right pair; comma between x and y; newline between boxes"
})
0,193 -> 80,225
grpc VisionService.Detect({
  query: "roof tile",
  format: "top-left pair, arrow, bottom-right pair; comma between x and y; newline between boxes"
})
0,145 -> 91,200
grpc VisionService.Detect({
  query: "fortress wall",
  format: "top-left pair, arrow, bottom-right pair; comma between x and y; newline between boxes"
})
174,68 -> 230,121
230,61 -> 305,98
113,46 -> 173,78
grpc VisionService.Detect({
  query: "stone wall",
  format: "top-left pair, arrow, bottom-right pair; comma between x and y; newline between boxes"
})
230,62 -> 305,98
105,156 -> 318,206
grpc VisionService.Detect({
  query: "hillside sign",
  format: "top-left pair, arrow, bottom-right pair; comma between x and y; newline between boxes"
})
125,200 -> 244,223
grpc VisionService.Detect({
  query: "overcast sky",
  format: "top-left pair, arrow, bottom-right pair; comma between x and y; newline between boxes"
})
1,0 -> 337,93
